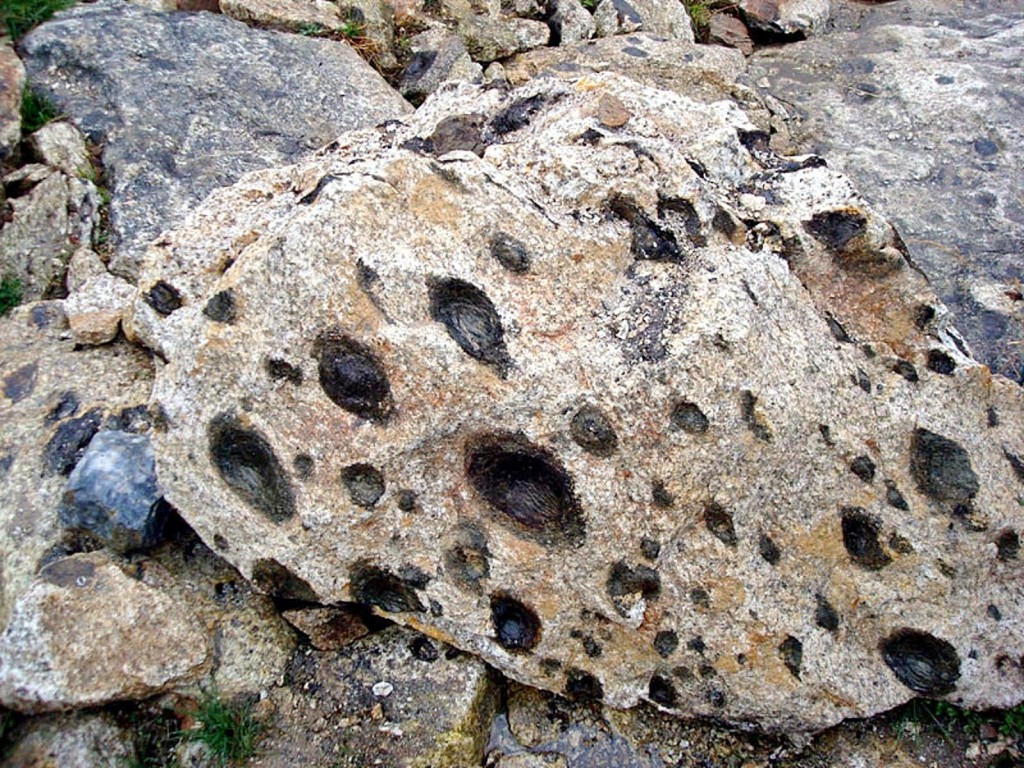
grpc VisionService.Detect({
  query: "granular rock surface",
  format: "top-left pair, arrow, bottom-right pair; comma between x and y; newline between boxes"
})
128,74 -> 1024,732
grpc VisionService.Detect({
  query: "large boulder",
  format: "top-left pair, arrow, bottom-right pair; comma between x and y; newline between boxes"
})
750,0 -> 1024,382
19,0 -> 412,282
126,74 -> 1024,731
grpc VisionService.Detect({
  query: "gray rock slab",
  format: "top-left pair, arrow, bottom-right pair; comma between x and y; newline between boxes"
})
19,0 -> 412,282
750,0 -> 1024,382
0,41 -> 25,163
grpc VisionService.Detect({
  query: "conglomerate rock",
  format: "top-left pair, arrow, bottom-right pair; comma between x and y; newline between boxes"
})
127,73 -> 1024,731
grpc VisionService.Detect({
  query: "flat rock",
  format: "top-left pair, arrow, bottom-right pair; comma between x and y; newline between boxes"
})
750,0 -> 1024,382
0,302 -> 154,627
709,13 -> 754,56
63,271 -> 136,345
0,551 -> 209,712
29,121 -> 90,177
127,74 -> 1024,731
219,0 -> 347,33
739,0 -> 830,36
0,41 -> 25,162
252,626 -> 499,767
458,14 -> 550,63
19,0 -> 412,282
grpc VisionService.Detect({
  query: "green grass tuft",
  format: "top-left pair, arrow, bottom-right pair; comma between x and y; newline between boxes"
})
0,276 -> 23,316
186,691 -> 263,766
20,87 -> 60,135
1,0 -> 76,40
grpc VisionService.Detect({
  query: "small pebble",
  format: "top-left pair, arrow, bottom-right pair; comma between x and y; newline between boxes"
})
372,681 -> 394,697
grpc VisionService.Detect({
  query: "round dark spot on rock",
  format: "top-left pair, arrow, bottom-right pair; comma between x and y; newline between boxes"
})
429,599 -> 444,617
45,391 -> 79,423
491,593 -> 541,651
1004,450 -> 1024,484
266,358 -> 303,386
648,674 -> 677,707
640,537 -> 661,561
410,635 -> 439,662
892,359 -> 919,382
707,688 -> 726,708
213,534 -> 229,551
850,455 -> 876,483
926,349 -> 956,375
910,428 -> 979,506
444,524 -> 491,593
995,529 -> 1019,561
540,658 -> 562,675
293,453 -> 314,480
564,668 -> 603,702
687,637 -> 706,653
341,463 -> 385,508
203,289 -> 237,324
465,434 -> 584,547
914,304 -> 936,330
885,480 -> 909,511
779,636 -> 803,679
397,489 -> 418,512
689,587 -> 710,609
208,415 -> 295,523
654,630 -> 678,658
350,562 -> 425,613
973,138 -> 998,157
840,507 -> 891,570
814,594 -> 839,632
144,281 -> 182,316
314,331 -> 391,422
607,561 -> 660,616
704,502 -> 737,547
987,605 -> 1002,621
888,532 -> 913,554
428,113 -> 486,156
43,408 -> 103,476
570,405 -> 618,456
489,232 -> 531,273
880,629 -> 961,695
428,278 -> 511,375
671,401 -> 709,434
570,629 -> 602,658
758,533 -> 781,565
251,558 -> 318,602
987,406 -> 999,428
936,75 -> 954,85
651,479 -> 674,509
4,363 -> 38,405
804,209 -> 867,253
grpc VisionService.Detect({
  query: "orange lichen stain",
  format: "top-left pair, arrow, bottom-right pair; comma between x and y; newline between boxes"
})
403,615 -> 458,647
409,174 -> 463,226
790,516 -> 846,564
711,577 -> 746,611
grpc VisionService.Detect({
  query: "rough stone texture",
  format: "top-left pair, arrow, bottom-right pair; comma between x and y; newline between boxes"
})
458,14 -> 550,63
252,626 -> 499,767
0,170 -> 100,300
0,41 -> 26,163
65,247 -> 108,294
504,34 -> 769,131
219,0 -> 347,32
400,31 -> 483,106
29,122 -> 90,177
750,0 -> 1024,383
63,272 -> 136,345
1,712 -> 135,767
739,0 -> 830,36
281,605 -> 370,650
626,0 -> 695,41
547,0 -> 595,46
0,551 -> 209,712
0,301 -> 154,628
592,0 -> 642,38
58,429 -> 168,551
19,0 -> 412,282
709,13 -> 754,56
127,73 -> 1024,731
341,0 -> 400,71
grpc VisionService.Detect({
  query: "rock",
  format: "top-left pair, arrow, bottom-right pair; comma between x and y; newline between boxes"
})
749,0 -> 1024,382
0,171 -> 99,300
1,712 -> 135,767
65,247 -> 107,294
252,626 -> 499,767
340,0 -> 400,71
58,429 -> 168,551
709,13 -> 754,56
547,0 -> 595,46
457,14 -> 550,63
592,0 -> 642,38
281,605 -> 370,650
399,32 -> 483,106
219,0 -> 347,34
63,271 -> 135,345
504,33 -> 768,130
127,73 -> 1024,731
0,41 -> 26,163
626,0 -> 695,41
0,302 -> 154,627
0,551 -> 209,712
19,0 -> 412,282
3,162 -> 53,193
739,0 -> 830,37
29,122 -> 90,177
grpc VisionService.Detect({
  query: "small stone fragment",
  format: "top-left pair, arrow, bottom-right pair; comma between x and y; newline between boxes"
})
708,13 -> 753,56
29,122 -> 90,177
281,606 -> 370,651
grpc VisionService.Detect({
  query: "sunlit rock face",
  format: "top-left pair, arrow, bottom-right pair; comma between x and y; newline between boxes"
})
127,74 -> 1024,732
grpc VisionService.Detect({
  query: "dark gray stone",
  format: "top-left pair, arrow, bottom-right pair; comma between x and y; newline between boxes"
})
59,429 -> 168,552
19,0 -> 411,281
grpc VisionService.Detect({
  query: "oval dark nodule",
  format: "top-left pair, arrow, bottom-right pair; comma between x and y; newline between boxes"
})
313,330 -> 391,422
880,628 -> 961,695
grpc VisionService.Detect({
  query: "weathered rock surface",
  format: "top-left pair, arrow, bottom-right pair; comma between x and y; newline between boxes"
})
458,14 -> 550,63
0,42 -> 26,163
709,13 -> 754,56
739,0 -> 830,37
219,0 -> 347,33
751,0 -> 1024,382
62,271 -> 136,346
0,551 -> 209,712
29,121 -> 90,177
1,712 -> 135,767
547,0 -> 595,46
400,31 -> 483,106
127,72 -> 1024,731
59,429 -> 168,552
281,605 -> 370,650
0,302 -> 154,627
623,0 -> 695,41
253,626 -> 499,767
19,0 -> 412,282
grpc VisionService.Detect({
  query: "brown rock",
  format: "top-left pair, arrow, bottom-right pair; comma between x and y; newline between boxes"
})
281,606 -> 370,650
709,13 -> 754,56
597,93 -> 630,127
63,272 -> 135,346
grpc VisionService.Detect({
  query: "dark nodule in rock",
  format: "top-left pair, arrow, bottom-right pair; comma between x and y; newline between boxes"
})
778,636 -> 803,679
314,330 -> 392,422
815,594 -> 839,632
648,674 -> 677,707
202,289 -> 237,324
144,281 -> 182,316
429,278 -> 512,375
758,532 -> 781,564
570,404 -> 619,456
910,428 -> 979,507
466,434 -> 584,547
444,524 -> 492,593
607,560 -> 660,616
491,593 -> 541,651
351,562 -> 425,613
43,408 -> 104,476
670,401 -> 709,434
252,558 -> 320,602
564,668 -> 603,702
208,414 -> 296,523
840,507 -> 891,570
340,463 -> 386,508
704,502 -> 738,547
58,430 -> 168,553
489,231 -> 532,273
880,628 -> 961,695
